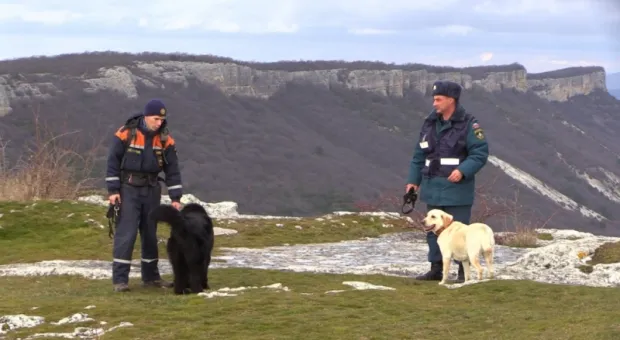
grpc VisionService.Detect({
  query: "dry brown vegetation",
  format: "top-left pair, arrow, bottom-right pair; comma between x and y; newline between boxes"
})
0,109 -> 103,202
3,53 -> 619,229
353,174 -> 560,247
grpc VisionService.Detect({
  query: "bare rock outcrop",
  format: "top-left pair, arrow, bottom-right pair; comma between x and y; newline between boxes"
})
0,54 -> 610,116
527,66 -> 607,102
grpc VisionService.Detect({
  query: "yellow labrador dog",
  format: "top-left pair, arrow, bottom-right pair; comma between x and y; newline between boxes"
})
422,209 -> 495,285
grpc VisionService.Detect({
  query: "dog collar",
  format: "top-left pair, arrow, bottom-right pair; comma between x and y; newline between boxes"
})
434,223 -> 452,236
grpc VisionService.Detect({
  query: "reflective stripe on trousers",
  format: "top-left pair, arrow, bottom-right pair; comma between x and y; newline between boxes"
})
112,183 -> 162,284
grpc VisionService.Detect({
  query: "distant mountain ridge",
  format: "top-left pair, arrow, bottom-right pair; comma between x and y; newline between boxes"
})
0,51 -> 619,237
0,52 -> 609,117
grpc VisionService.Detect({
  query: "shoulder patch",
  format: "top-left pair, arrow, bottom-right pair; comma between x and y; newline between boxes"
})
472,122 -> 480,130
474,129 -> 485,140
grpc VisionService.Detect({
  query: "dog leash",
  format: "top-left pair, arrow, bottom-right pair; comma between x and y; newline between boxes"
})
106,200 -> 120,239
401,188 -> 418,214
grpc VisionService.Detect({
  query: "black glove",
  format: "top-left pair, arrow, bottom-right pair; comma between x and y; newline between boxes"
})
401,188 -> 418,214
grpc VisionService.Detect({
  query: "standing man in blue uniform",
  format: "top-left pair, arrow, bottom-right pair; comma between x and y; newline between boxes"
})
106,99 -> 184,292
406,81 -> 489,283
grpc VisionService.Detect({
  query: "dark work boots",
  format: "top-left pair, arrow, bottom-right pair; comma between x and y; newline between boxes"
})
415,261 -> 443,280
415,261 -> 465,282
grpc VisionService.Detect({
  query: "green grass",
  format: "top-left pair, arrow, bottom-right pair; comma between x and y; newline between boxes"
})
588,241 -> 620,265
0,201 -> 411,265
537,232 -> 553,241
2,270 -> 620,339
578,241 -> 620,274
2,200 -> 620,339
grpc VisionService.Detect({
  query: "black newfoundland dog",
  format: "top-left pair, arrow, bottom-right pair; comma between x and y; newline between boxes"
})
150,203 -> 215,295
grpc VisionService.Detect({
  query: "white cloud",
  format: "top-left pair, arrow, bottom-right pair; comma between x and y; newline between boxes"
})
433,25 -> 475,36
0,0 -> 617,73
473,0 -> 592,15
0,0 -> 464,34
348,28 -> 397,35
0,4 -> 82,25
480,52 -> 494,62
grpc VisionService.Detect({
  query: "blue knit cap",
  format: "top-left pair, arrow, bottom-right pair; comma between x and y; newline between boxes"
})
431,81 -> 462,99
144,99 -> 167,117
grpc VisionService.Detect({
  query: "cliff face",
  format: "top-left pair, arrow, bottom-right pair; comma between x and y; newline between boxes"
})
0,54 -> 609,116
0,52 -> 619,235
133,61 -> 529,98
527,67 -> 607,102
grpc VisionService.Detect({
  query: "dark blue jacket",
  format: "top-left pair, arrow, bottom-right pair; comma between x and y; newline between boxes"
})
407,105 -> 489,206
106,113 -> 183,202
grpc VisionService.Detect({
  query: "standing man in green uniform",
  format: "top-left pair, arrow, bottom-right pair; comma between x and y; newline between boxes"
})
406,80 -> 489,283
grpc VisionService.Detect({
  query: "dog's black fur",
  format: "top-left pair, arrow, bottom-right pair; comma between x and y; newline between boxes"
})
150,203 -> 215,294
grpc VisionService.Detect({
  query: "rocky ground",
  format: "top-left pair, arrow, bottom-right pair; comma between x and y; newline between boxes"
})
3,194 -> 620,290
2,195 -> 620,339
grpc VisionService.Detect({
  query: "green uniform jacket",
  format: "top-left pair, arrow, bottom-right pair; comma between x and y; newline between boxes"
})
407,107 -> 489,206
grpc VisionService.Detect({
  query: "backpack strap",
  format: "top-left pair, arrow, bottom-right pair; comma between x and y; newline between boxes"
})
156,126 -> 170,167
119,120 -> 139,169
159,126 -> 169,148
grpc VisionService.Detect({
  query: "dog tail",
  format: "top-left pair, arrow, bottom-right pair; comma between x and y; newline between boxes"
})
150,204 -> 185,231
481,226 -> 495,253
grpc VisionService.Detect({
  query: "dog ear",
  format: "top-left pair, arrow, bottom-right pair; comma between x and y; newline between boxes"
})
442,213 -> 453,228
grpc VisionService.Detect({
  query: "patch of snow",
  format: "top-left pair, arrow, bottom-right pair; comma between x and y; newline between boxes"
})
324,289 -> 346,295
25,322 -> 133,339
197,282 -> 290,299
575,171 -> 620,203
601,168 -> 620,185
0,310 -> 132,339
199,291 -> 239,298
213,227 -> 238,236
50,313 -> 94,325
342,281 -> 395,290
331,211 -> 405,219
487,155 -> 605,221
84,219 -> 105,229
0,315 -> 45,335
561,120 -> 586,135
556,152 -> 620,204
1,229 -> 619,290
77,194 -> 301,220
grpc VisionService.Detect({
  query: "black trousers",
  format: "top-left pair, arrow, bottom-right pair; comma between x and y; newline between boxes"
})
425,204 -> 472,263
112,182 -> 162,284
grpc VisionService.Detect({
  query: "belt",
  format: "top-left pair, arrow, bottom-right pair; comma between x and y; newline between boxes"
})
121,171 -> 161,187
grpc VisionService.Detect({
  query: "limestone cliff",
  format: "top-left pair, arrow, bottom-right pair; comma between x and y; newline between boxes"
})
0,53 -> 611,116
527,66 -> 607,102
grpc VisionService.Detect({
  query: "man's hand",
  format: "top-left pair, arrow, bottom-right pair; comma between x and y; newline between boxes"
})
171,201 -> 182,210
405,183 -> 418,193
447,169 -> 463,183
109,194 -> 120,205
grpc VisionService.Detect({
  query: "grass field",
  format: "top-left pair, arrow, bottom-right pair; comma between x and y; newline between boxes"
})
0,200 -> 411,265
2,200 -> 620,340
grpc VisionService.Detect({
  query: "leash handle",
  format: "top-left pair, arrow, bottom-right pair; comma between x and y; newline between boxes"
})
107,198 -> 121,239
401,188 -> 418,214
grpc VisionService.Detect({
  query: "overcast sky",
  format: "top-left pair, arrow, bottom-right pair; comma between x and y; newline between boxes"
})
1,0 -> 619,73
